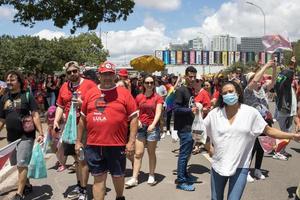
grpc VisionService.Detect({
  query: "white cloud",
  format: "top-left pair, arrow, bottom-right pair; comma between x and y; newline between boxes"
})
134,0 -> 181,11
196,0 -> 300,41
0,7 -> 15,19
105,17 -> 171,65
33,29 -> 66,40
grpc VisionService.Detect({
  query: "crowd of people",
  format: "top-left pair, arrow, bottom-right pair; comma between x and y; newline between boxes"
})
1,56 -> 300,200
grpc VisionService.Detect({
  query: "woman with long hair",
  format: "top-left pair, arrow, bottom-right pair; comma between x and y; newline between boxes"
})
204,81 -> 300,200
125,75 -> 163,187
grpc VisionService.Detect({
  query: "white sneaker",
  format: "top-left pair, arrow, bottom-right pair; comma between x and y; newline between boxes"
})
166,130 -> 171,135
125,177 -> 138,187
147,175 -> 156,185
272,152 -> 288,161
254,169 -> 265,180
247,172 -> 254,183
161,132 -> 166,139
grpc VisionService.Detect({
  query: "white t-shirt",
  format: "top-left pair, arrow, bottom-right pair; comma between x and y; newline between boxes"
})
204,104 -> 267,176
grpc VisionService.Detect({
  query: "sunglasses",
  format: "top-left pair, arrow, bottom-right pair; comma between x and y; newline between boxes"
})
66,69 -> 78,75
144,81 -> 154,85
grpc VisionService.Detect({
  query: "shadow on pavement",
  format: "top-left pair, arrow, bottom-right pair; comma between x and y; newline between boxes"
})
291,148 -> 300,154
63,184 -> 111,199
0,188 -> 17,196
187,164 -> 210,175
24,184 -> 53,200
287,186 -> 297,199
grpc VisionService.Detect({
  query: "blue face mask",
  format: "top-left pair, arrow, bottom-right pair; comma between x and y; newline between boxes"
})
222,92 -> 238,106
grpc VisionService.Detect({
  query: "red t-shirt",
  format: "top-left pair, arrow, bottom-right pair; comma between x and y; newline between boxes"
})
56,79 -> 97,119
135,93 -> 164,126
212,87 -> 220,100
195,89 -> 211,109
81,86 -> 138,146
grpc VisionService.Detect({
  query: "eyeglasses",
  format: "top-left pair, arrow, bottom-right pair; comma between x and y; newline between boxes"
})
144,81 -> 154,85
66,69 -> 78,75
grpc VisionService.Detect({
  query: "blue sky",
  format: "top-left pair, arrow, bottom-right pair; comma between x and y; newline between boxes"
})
0,0 -> 300,64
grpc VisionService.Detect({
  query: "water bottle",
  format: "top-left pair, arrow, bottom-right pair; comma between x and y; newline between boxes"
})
79,148 -> 85,161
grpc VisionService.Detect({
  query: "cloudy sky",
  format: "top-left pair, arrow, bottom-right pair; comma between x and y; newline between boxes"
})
0,0 -> 300,65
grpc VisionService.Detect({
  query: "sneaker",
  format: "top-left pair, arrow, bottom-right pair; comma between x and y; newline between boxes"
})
68,162 -> 76,171
186,176 -> 198,183
125,177 -> 138,187
176,183 -> 195,191
147,175 -> 156,185
78,191 -> 88,200
23,184 -> 33,195
254,169 -> 265,180
273,152 -> 288,161
57,164 -> 66,172
247,172 -> 254,183
12,194 -> 23,200
67,185 -> 81,199
161,132 -> 166,139
116,196 -> 126,200
166,130 -> 171,135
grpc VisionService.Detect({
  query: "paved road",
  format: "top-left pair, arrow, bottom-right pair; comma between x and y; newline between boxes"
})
1,134 -> 300,200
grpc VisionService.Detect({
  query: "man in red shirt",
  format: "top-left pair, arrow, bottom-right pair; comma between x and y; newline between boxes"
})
76,61 -> 138,200
54,61 -> 96,200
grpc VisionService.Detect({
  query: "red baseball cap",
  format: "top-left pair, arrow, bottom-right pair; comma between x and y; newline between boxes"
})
118,69 -> 128,77
98,61 -> 116,74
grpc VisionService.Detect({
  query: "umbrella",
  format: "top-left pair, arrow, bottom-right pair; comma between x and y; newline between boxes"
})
130,55 -> 164,73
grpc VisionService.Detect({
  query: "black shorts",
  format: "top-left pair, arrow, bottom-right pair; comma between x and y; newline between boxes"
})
63,143 -> 76,156
85,145 -> 126,177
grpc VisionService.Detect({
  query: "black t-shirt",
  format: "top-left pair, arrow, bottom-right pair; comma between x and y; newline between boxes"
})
173,85 -> 195,132
0,91 -> 38,142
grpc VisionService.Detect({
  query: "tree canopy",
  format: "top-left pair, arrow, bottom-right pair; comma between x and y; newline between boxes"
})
0,0 -> 135,33
0,33 -> 108,75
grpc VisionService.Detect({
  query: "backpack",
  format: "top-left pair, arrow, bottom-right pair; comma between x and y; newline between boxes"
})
274,69 -> 294,112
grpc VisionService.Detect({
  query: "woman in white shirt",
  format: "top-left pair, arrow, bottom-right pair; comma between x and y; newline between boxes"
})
204,81 -> 300,200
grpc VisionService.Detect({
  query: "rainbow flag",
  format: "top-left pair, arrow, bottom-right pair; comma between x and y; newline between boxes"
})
165,87 -> 176,111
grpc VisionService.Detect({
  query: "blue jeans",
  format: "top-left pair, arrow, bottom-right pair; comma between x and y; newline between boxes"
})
211,168 -> 248,200
177,131 -> 194,183
47,92 -> 56,106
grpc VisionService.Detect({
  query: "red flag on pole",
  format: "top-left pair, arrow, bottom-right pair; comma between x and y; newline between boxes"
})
0,139 -> 21,170
262,35 -> 292,53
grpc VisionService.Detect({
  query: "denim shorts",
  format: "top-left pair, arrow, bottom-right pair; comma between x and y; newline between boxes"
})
85,145 -> 126,177
10,138 -> 34,167
137,125 -> 160,142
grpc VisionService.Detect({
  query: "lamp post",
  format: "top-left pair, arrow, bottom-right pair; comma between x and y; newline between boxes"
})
246,1 -> 266,36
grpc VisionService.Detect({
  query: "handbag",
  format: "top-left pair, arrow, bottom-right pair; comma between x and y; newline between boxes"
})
22,92 -> 35,133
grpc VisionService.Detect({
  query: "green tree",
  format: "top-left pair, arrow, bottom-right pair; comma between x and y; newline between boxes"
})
0,0 -> 135,33
0,33 -> 108,75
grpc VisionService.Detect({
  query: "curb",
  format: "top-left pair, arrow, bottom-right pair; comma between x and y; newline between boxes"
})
0,153 -> 54,195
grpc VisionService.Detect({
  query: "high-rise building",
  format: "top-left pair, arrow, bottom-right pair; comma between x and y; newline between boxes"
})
212,34 -> 237,51
188,37 -> 204,50
240,37 -> 264,52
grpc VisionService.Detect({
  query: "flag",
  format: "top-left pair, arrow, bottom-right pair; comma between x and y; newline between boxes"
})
0,139 -> 21,170
262,35 -> 292,53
